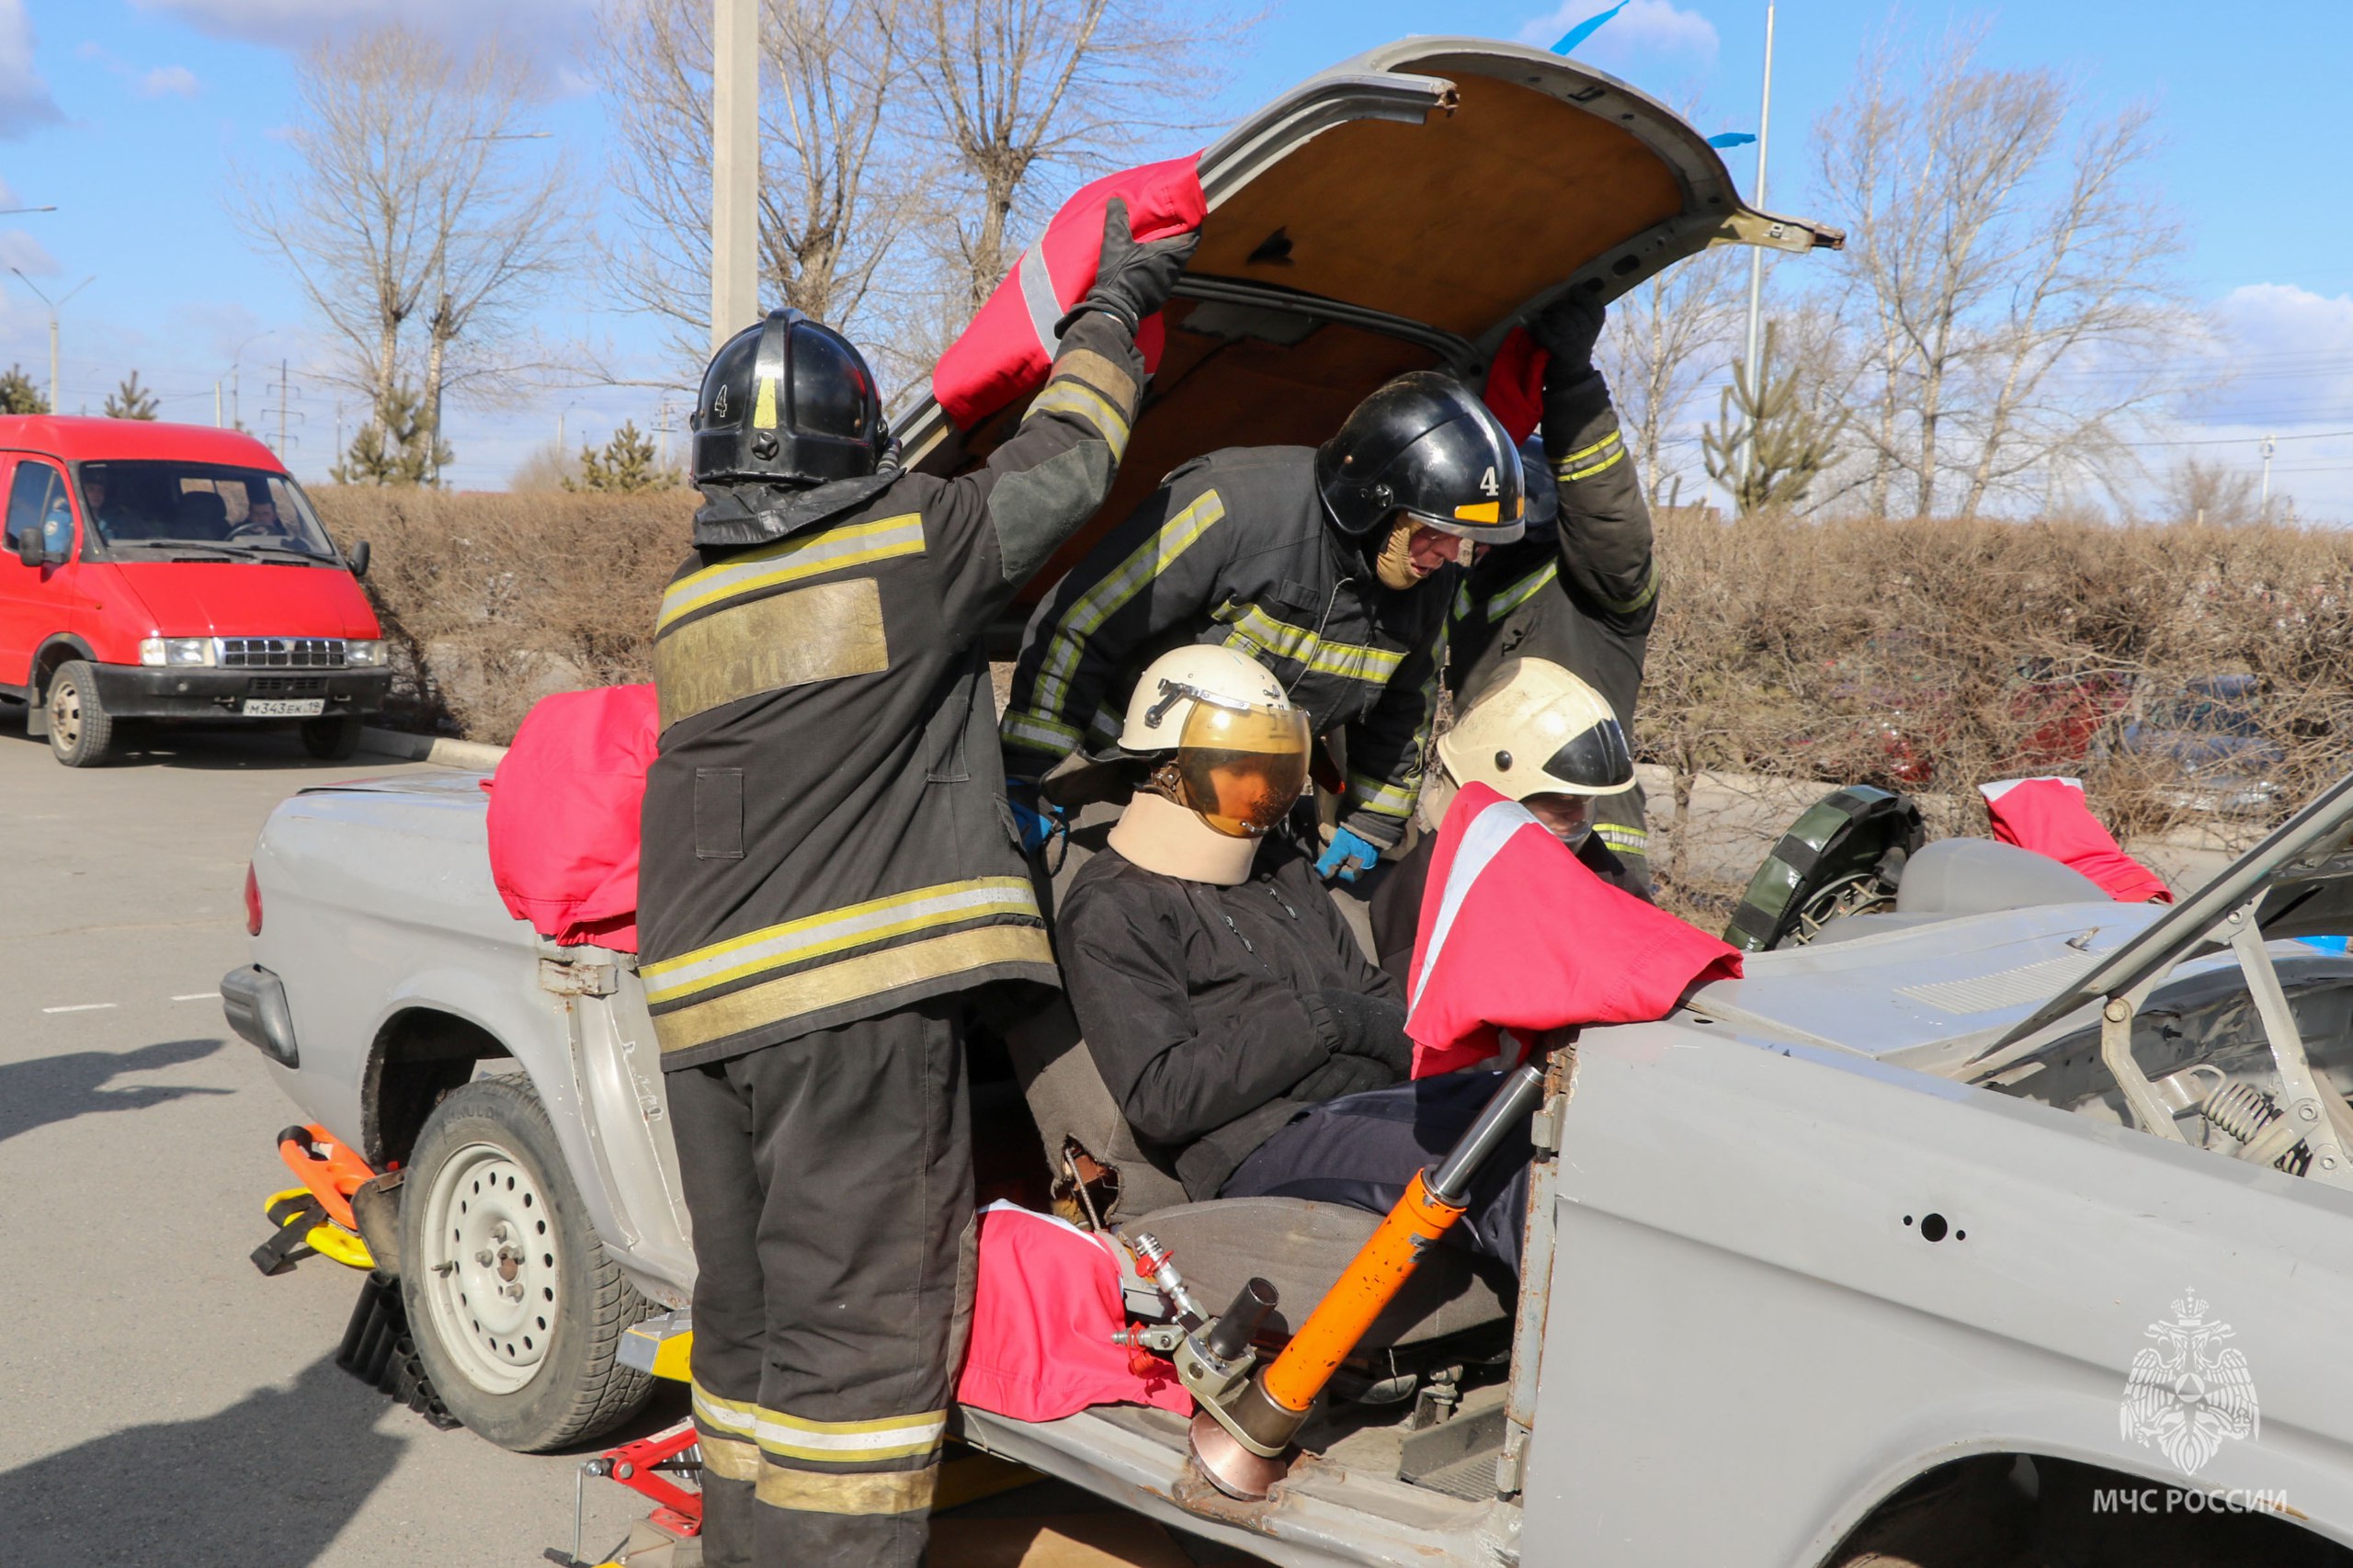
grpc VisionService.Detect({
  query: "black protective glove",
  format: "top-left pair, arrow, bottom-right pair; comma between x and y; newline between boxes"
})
1303,990 -> 1413,1080
1290,1052 -> 1392,1107
1055,197 -> 1200,338
1530,289 -> 1607,383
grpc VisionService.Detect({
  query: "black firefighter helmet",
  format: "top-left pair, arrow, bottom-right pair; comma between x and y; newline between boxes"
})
691,308 -> 887,489
1314,372 -> 1526,543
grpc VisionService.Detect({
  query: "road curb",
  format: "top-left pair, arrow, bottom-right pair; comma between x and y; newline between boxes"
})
358,728 -> 509,771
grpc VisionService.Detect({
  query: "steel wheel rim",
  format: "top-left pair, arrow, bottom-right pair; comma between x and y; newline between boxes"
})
419,1140 -> 561,1395
48,679 -> 79,750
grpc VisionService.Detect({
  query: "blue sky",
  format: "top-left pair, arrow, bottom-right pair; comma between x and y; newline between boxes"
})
1,0 -> 2347,513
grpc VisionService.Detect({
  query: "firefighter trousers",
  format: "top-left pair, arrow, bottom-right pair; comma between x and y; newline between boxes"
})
668,998 -> 972,1568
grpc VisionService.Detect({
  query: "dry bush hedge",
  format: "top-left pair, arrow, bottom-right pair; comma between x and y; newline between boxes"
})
1643,510 -> 2353,911
312,485 -> 697,742
313,491 -> 2353,904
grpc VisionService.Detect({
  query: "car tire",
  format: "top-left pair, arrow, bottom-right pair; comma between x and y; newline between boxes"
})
44,660 -> 115,767
400,1074 -> 656,1452
300,713 -> 364,761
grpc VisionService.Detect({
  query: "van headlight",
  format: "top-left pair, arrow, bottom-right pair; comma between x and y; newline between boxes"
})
344,640 -> 387,667
138,637 -> 215,667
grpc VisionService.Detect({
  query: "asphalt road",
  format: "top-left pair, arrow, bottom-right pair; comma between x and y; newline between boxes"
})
0,721 -> 668,1567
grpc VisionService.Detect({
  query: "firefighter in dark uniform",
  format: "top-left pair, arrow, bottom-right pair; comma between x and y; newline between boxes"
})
637,200 -> 1198,1568
998,372 -> 1527,883
1448,292 -> 1660,892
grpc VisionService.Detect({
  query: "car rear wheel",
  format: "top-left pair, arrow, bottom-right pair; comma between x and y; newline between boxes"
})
44,660 -> 115,767
300,713 -> 363,761
400,1074 -> 655,1452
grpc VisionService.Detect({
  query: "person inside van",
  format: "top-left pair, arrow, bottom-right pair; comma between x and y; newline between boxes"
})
1052,642 -> 1539,1271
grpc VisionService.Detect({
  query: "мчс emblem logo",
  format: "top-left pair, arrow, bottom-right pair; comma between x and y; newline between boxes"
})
2120,1290 -> 2259,1476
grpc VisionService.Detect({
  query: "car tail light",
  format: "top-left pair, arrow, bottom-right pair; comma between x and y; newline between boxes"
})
244,862 -> 264,937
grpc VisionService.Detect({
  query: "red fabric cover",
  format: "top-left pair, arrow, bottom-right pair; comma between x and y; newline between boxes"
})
1405,783 -> 1744,1077
954,1203 -> 1192,1423
1482,326 -> 1547,444
1980,777 -> 2171,904
930,155 -> 1206,429
481,684 -> 661,952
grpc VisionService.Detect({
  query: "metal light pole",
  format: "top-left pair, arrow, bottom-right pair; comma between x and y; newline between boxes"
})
1735,1 -> 1778,486
10,269 -> 93,415
2259,432 -> 2277,515
711,0 -> 759,353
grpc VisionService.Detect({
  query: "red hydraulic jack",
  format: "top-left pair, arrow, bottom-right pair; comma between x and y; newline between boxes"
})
559,1419 -> 704,1568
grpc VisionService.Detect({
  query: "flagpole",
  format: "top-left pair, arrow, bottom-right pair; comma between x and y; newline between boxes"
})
1736,0 -> 1777,491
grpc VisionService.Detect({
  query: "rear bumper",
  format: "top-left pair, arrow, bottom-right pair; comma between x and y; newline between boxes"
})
222,964 -> 300,1067
87,663 -> 393,720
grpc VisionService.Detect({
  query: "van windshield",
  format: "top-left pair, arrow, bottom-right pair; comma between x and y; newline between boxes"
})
75,460 -> 337,560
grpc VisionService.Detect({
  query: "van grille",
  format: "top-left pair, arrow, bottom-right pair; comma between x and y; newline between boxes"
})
245,676 -> 328,696
217,637 -> 347,669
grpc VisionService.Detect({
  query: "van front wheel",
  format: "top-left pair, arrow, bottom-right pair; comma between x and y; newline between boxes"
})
300,713 -> 363,760
44,661 -> 115,767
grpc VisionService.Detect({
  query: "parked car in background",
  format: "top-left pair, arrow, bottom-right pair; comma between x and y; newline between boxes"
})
2102,674 -> 2282,814
0,416 -> 388,766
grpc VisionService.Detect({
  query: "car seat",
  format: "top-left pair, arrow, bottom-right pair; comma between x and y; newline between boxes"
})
1005,802 -> 1514,1351
175,490 -> 231,541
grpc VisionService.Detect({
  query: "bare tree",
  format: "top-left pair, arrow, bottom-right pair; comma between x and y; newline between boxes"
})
235,26 -> 579,478
913,0 -> 1233,312
596,0 -> 926,377
1598,241 -> 1744,505
1808,26 -> 2189,517
2157,457 -> 2265,527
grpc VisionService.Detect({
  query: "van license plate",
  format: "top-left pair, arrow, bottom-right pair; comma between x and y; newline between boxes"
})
244,699 -> 325,718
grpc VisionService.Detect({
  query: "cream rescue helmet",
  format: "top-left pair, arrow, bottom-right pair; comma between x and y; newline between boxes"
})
1437,657 -> 1632,844
1120,643 -> 1312,838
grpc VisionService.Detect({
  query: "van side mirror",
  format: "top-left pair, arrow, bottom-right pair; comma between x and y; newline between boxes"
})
14,530 -> 40,569
347,539 -> 370,580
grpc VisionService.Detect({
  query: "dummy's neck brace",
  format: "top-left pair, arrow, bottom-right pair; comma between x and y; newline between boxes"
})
1108,790 -> 1259,885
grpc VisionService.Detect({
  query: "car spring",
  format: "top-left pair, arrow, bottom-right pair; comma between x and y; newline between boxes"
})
2202,1080 -> 2313,1176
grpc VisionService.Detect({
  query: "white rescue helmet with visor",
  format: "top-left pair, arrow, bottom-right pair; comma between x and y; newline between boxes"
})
1436,657 -> 1633,846
1119,644 -> 1312,839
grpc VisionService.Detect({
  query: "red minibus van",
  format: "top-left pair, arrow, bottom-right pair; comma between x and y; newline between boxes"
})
0,417 -> 390,766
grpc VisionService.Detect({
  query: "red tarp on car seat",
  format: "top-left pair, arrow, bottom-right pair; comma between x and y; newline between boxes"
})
482,684 -> 661,951
954,1202 -> 1192,1423
930,155 -> 1206,430
1405,783 -> 1744,1077
1980,777 -> 2172,904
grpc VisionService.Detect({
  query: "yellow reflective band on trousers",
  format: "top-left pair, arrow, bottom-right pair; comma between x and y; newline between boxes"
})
1485,559 -> 1559,623
756,1463 -> 939,1516
1029,491 -> 1226,728
654,576 -> 890,729
657,514 -> 926,634
698,1432 -> 764,1483
1025,378 -> 1131,461
1221,605 -> 1403,685
650,923 -> 1052,1054
693,1380 -> 949,1465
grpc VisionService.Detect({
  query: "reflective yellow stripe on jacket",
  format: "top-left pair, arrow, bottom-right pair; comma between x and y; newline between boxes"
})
1219,604 -> 1404,685
644,877 -> 1050,1053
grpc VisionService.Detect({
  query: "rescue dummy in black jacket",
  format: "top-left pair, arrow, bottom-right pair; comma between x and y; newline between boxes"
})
1053,643 -> 1538,1272
1001,372 -> 1527,883
1369,657 -> 1645,991
638,201 -> 1197,1568
1449,294 -> 1659,889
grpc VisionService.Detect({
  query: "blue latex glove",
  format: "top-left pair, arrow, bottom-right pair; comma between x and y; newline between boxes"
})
1007,787 -> 1063,855
1315,825 -> 1381,884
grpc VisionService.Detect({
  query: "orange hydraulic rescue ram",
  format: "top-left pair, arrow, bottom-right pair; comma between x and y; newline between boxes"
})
1188,1055 -> 1553,1500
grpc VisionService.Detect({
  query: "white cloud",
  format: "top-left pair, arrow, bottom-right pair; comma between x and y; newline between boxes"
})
0,0 -> 63,139
1517,1 -> 1721,72
0,228 -> 54,275
130,0 -> 597,62
139,63 -> 199,98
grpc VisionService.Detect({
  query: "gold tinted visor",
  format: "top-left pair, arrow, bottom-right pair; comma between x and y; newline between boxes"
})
1173,700 -> 1312,838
